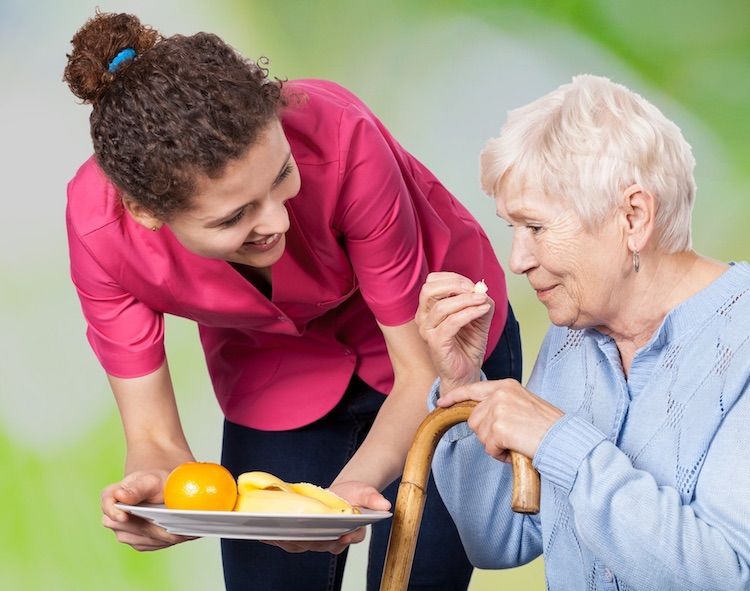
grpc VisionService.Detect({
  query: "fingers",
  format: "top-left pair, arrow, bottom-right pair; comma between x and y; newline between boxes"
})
418,275 -> 478,327
101,471 -> 166,521
118,471 -> 166,504
355,488 -> 391,512
264,527 -> 366,555
327,482 -> 391,512
443,379 -> 563,460
438,381 -> 513,461
431,299 -> 492,340
419,275 -> 475,312
338,526 -> 367,547
436,379 -> 500,407
101,511 -> 195,551
424,271 -> 473,286
101,482 -> 130,523
419,293 -> 492,344
101,470 -> 184,551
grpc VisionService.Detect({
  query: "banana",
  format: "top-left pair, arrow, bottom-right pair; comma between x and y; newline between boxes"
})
290,482 -> 359,514
233,471 -> 359,514
234,489 -> 339,514
237,471 -> 294,494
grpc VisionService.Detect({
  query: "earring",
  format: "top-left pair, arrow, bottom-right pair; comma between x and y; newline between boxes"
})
632,250 -> 640,273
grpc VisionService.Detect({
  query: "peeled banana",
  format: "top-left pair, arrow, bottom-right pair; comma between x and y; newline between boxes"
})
237,471 -> 294,493
234,471 -> 359,514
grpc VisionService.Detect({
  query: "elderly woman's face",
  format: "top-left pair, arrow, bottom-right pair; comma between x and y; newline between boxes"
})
496,187 -> 626,330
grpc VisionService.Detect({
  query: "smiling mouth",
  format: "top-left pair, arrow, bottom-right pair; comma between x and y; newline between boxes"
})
534,285 -> 557,299
246,234 -> 279,246
242,233 -> 282,251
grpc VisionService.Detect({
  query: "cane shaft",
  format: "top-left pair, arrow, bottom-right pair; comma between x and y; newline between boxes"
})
511,453 -> 540,513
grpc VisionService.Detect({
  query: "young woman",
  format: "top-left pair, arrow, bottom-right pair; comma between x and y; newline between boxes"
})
63,12 -> 521,590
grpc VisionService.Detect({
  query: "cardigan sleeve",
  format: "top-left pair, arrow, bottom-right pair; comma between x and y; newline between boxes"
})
427,331 -> 559,568
556,381 -> 750,590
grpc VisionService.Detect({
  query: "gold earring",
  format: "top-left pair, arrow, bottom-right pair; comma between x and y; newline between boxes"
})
632,250 -> 640,273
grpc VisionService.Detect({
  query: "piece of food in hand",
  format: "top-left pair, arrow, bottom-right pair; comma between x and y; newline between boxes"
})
473,279 -> 488,294
234,471 -> 359,514
163,461 -> 238,511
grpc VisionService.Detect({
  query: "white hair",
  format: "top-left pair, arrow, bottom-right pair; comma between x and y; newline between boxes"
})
480,74 -> 696,253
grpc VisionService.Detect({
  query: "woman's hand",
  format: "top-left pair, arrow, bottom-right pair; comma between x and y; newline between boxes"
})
416,272 -> 494,395
263,481 -> 390,555
101,469 -> 196,551
438,379 -> 564,461
264,528 -> 367,555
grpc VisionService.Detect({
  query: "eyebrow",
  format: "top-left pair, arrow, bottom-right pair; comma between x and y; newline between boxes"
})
208,153 -> 292,226
499,202 -> 541,222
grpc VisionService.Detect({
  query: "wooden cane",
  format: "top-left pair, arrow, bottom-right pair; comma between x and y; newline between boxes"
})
379,401 -> 540,591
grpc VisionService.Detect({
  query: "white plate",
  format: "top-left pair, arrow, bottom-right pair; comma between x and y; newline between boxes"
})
115,503 -> 392,540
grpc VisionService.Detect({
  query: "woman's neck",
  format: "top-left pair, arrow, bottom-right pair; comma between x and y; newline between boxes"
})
231,263 -> 272,298
597,251 -> 727,375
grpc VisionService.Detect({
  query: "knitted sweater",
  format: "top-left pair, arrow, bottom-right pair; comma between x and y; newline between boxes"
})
430,262 -> 750,590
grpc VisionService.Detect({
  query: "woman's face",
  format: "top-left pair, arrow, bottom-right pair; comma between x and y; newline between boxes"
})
166,119 -> 301,268
496,187 -> 627,330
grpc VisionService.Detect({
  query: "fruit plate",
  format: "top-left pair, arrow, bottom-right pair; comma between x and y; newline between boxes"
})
115,503 -> 392,540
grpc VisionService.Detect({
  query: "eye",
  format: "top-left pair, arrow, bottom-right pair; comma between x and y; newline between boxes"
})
275,163 -> 294,185
526,225 -> 544,235
221,208 -> 246,228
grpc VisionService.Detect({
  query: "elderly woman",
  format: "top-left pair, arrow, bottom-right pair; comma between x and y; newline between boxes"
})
416,75 -> 750,590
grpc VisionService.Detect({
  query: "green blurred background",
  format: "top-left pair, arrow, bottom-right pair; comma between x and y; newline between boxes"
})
2,0 -> 748,589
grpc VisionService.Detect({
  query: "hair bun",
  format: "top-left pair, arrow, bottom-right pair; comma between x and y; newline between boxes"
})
63,11 -> 160,103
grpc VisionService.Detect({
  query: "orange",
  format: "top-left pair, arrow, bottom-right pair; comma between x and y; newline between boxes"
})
163,461 -> 238,511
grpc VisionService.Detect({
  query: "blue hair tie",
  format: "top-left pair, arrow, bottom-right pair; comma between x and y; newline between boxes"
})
108,48 -> 137,73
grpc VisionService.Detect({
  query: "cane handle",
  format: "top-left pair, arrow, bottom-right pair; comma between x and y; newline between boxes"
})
431,401 -> 540,513
379,400 -> 540,591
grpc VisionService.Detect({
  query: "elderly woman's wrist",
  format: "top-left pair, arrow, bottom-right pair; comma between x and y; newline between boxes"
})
438,371 -> 482,397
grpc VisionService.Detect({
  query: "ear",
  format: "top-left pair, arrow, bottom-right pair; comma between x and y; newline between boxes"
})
622,184 -> 655,252
122,197 -> 164,231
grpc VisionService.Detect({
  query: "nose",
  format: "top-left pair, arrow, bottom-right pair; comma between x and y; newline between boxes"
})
255,200 -> 290,236
509,229 -> 537,275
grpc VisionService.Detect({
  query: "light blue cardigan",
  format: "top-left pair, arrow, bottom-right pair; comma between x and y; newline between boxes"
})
430,262 -> 750,590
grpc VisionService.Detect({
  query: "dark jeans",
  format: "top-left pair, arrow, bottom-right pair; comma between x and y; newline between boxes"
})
220,305 -> 522,591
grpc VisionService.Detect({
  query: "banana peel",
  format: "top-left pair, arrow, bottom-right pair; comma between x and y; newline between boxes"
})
237,471 -> 294,493
234,471 -> 360,514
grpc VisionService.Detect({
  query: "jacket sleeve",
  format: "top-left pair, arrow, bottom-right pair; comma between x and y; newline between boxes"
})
333,113 -> 429,327
535,381 -> 750,590
66,205 -> 165,378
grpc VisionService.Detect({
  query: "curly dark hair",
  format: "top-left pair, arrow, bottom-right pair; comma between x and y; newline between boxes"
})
63,11 -> 285,219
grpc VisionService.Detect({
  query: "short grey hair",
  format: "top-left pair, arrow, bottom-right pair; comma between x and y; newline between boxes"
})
480,74 -> 696,253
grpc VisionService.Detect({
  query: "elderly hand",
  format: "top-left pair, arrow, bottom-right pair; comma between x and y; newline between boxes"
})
416,272 -> 494,395
101,469 -> 196,551
438,379 -> 564,461
263,481 -> 390,555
